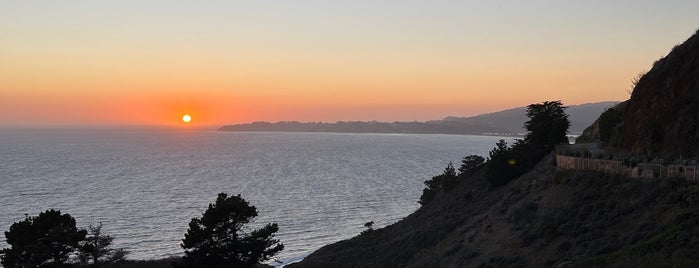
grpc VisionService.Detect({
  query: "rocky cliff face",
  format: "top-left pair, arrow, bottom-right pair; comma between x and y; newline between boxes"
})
617,29 -> 699,157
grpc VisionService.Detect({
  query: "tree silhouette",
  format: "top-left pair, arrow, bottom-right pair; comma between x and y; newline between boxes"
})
78,223 -> 128,266
178,193 -> 283,268
485,101 -> 570,187
458,155 -> 485,176
419,162 -> 458,205
1,210 -> 87,268
524,100 -> 570,153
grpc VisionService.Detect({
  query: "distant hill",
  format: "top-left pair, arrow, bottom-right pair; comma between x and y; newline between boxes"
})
219,101 -> 617,135
442,101 -> 618,134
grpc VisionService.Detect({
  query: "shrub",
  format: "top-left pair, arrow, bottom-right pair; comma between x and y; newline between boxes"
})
419,162 -> 458,205
485,140 -> 533,186
458,155 -> 485,176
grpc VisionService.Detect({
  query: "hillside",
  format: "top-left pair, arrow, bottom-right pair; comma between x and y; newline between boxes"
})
614,29 -> 699,157
290,156 -> 699,267
289,30 -> 699,268
219,102 -> 616,135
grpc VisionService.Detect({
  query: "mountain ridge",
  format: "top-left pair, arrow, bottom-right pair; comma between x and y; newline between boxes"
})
219,101 -> 617,136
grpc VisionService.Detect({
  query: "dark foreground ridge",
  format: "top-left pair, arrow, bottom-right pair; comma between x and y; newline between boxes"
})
290,156 -> 699,267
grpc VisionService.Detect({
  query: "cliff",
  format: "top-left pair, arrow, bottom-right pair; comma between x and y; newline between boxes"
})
616,29 -> 699,157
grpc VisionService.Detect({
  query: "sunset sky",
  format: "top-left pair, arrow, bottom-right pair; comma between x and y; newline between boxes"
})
2,1 -> 699,126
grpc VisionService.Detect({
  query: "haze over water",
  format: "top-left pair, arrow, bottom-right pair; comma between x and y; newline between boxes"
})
0,129 -> 513,265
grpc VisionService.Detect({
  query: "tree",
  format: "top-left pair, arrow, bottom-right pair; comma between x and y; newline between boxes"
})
485,140 -> 527,186
598,108 -> 623,143
179,193 -> 284,268
524,100 -> 571,153
78,223 -> 128,266
458,155 -> 485,176
1,210 -> 87,268
485,101 -> 571,187
419,162 -> 458,205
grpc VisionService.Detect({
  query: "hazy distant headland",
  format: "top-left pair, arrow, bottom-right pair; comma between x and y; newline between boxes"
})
219,101 -> 617,136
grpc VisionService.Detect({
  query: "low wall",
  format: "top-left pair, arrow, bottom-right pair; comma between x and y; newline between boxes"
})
556,155 -> 699,181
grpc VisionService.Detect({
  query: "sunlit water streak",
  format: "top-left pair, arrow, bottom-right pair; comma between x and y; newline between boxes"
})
0,129 -> 513,266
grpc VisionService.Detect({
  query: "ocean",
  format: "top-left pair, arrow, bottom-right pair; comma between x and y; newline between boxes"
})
0,128 -> 513,265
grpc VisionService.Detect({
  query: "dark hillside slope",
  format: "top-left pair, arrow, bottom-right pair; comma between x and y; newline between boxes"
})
618,29 -> 699,157
290,156 -> 699,267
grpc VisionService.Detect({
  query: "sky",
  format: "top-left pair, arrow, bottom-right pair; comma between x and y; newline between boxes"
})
2,1 -> 699,127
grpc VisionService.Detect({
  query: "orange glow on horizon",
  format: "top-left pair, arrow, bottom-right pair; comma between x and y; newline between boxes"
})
2,2 -> 697,126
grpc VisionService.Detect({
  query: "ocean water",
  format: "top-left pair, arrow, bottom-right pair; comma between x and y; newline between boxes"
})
0,129 -> 513,265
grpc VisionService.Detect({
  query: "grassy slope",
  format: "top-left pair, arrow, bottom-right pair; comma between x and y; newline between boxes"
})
291,155 -> 699,267
101,258 -> 274,268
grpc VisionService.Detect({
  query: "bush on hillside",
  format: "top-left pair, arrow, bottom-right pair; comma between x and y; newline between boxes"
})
458,155 -> 485,176
485,140 -> 532,186
419,162 -> 458,206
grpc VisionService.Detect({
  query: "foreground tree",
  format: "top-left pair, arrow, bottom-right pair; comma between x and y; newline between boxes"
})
78,223 -> 128,266
486,101 -> 571,187
524,100 -> 571,153
179,193 -> 284,268
1,210 -> 87,268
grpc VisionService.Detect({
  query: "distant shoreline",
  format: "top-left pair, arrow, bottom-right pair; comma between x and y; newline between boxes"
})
218,129 -> 526,138
218,101 -> 615,138
218,120 -> 522,137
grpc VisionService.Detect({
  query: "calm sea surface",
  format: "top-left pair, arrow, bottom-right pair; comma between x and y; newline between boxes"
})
0,129 -> 513,265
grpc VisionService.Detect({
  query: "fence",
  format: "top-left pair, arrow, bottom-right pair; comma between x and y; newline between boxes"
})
556,155 -> 699,181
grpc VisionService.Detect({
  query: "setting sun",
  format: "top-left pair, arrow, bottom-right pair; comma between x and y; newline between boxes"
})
182,114 -> 192,123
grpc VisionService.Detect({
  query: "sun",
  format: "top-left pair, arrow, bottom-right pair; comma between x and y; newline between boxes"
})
182,114 -> 192,123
